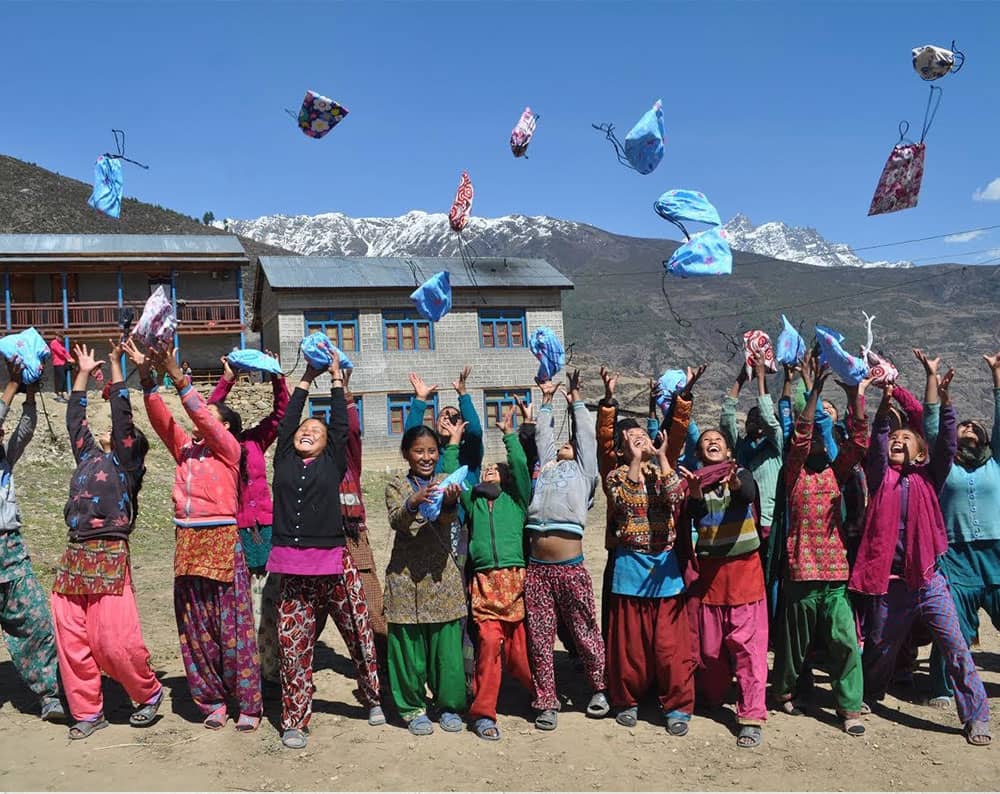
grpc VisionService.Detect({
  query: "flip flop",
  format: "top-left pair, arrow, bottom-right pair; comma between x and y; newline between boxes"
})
586,692 -> 610,718
203,704 -> 228,730
965,720 -> 992,747
130,689 -> 164,727
368,706 -> 386,726
535,709 -> 558,731
666,715 -> 690,736
615,707 -> 638,728
473,717 -> 501,741
281,728 -> 307,749
439,711 -> 463,732
843,717 -> 866,736
69,716 -> 109,740
927,696 -> 953,711
408,715 -> 434,736
737,725 -> 762,749
778,699 -> 803,716
41,698 -> 67,724
235,713 -> 261,733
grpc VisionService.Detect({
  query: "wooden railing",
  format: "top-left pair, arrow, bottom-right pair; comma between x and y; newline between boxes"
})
8,299 -> 243,335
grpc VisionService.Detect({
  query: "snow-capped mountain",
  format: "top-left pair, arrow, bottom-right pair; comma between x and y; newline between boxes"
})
721,213 -> 912,269
226,210 -> 913,269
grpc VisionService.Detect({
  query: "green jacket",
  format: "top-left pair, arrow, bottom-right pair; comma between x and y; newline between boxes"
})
443,433 -> 530,572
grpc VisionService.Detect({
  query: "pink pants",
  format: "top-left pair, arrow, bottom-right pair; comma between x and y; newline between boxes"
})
695,598 -> 768,725
51,576 -> 161,721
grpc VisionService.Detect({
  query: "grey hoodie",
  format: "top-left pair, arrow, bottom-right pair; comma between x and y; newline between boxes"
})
0,396 -> 36,533
525,400 -> 598,536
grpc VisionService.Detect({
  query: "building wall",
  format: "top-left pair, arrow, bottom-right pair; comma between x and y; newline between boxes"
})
263,285 -> 571,467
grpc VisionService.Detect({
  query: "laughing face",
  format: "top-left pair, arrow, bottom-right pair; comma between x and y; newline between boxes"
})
557,441 -> 576,462
481,462 -> 502,484
698,430 -> 730,464
888,429 -> 926,466
294,418 -> 328,458
621,427 -> 653,462
405,435 -> 440,478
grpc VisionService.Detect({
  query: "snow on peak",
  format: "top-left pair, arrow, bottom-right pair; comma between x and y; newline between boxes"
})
720,214 -> 912,269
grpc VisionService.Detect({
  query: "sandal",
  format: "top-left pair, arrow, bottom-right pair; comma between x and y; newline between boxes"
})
281,728 -> 308,749
615,706 -> 638,728
407,715 -> 434,736
368,706 -> 386,726
965,720 -> 992,747
439,711 -> 463,732
860,702 -> 872,715
129,689 -> 164,727
235,713 -> 261,733
203,704 -> 228,731
843,717 -> 866,736
927,696 -> 953,711
778,699 -> 803,716
666,715 -> 690,736
535,709 -> 558,731
586,691 -> 610,718
737,725 -> 763,749
41,698 -> 67,724
68,716 -> 109,740
474,717 -> 501,741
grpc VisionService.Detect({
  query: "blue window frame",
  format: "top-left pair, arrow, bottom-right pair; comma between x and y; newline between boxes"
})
383,311 -> 433,351
308,395 -> 364,435
304,311 -> 359,352
483,389 -> 532,431
387,392 -> 438,435
478,309 -> 526,348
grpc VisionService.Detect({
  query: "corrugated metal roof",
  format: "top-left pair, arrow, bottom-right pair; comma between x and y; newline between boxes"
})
0,234 -> 247,257
258,256 -> 573,290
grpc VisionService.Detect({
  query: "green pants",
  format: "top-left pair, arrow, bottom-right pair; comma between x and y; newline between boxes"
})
388,620 -> 467,720
772,580 -> 863,715
0,572 -> 61,704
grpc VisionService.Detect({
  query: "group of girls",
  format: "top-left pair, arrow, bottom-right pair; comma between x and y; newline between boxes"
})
0,334 -> 994,752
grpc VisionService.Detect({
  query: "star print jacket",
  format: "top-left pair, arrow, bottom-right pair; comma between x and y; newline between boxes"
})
64,383 -> 147,542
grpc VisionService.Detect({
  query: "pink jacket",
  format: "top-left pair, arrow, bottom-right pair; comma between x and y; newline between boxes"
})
144,383 -> 241,527
209,374 -> 289,529
49,338 -> 71,366
339,400 -> 366,526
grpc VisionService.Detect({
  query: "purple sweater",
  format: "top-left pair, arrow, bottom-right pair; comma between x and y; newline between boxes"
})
208,374 -> 289,529
848,404 -> 955,596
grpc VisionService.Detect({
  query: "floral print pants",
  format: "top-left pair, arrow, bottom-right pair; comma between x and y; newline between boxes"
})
0,572 -> 60,705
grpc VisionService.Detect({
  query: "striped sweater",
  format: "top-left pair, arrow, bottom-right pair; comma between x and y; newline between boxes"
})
690,469 -> 760,558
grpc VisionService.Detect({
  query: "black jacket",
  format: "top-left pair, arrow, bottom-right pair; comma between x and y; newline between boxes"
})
271,386 -> 348,549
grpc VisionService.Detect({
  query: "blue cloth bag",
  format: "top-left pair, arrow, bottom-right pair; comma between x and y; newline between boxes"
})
775,315 -> 806,366
421,465 -> 469,522
814,325 -> 869,386
529,327 -> 565,381
624,99 -> 665,174
656,369 -> 687,417
654,189 -> 721,228
0,327 -> 51,384
663,228 -> 733,277
88,156 -> 123,219
410,271 -> 452,322
300,332 -> 354,370
226,349 -> 284,376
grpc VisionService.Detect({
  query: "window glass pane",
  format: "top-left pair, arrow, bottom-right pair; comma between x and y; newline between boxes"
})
402,324 -> 415,349
342,326 -> 356,351
417,324 -> 430,349
497,324 -> 508,347
481,323 -> 494,347
511,322 -> 523,346
390,407 -> 404,435
386,325 -> 399,350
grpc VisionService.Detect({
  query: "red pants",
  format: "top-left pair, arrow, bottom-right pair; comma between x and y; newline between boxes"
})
468,619 -> 533,722
607,595 -> 695,716
51,577 -> 161,721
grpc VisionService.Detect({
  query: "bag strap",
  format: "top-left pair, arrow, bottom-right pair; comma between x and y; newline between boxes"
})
920,85 -> 943,143
592,122 -> 640,172
103,129 -> 149,169
950,40 -> 966,74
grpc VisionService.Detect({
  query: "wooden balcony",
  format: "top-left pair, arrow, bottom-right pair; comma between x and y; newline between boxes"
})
8,299 -> 243,336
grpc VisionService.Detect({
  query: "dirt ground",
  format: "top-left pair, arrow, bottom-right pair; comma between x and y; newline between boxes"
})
1,387 -> 999,791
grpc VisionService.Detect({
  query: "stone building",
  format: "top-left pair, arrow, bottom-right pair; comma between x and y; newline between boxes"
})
252,255 -> 574,464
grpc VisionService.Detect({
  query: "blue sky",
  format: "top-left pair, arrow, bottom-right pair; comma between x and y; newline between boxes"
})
2,1 -> 998,264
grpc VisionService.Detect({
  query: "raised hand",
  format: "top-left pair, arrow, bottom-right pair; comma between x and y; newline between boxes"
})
496,404 -> 516,435
913,348 -> 940,376
328,348 -> 343,381
440,413 -> 468,443
220,355 -> 235,382
683,363 -> 709,396
452,365 -> 472,396
565,368 -> 582,401
678,466 -> 703,499
442,483 -> 463,506
122,337 -> 147,368
515,394 -> 534,424
73,343 -> 105,375
409,372 -> 438,402
726,462 -> 742,492
600,365 -> 618,402
536,378 -> 562,405
938,368 -> 955,405
406,483 -> 438,510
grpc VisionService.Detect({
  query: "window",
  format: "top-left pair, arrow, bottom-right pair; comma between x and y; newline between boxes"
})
479,309 -> 526,348
387,393 -> 438,436
308,395 -> 364,435
305,311 -> 359,352
483,389 -> 532,430
383,311 -> 433,351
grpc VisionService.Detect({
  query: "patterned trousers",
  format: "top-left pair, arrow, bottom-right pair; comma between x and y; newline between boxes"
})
250,572 -> 281,684
277,557 -> 380,730
174,553 -> 262,717
862,572 -> 989,725
0,572 -> 60,705
930,580 -> 1000,699
524,562 -> 606,711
